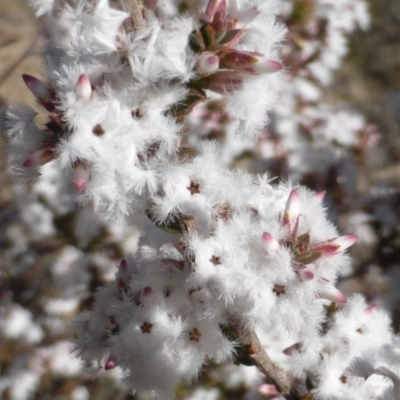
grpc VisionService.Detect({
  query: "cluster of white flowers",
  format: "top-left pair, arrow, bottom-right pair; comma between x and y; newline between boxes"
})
0,159 -> 138,398
3,0 -> 400,399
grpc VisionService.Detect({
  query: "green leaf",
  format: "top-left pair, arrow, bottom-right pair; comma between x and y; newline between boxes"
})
297,232 -> 311,245
296,251 -> 321,265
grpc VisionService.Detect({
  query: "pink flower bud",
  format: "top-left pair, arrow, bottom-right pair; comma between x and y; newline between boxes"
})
254,59 -> 282,74
258,383 -> 279,396
76,74 -> 92,100
23,146 -> 56,168
294,263 -> 314,281
312,235 -> 358,256
142,286 -> 153,297
104,356 -> 117,370
318,283 -> 347,304
22,74 -> 56,111
220,50 -> 282,75
196,52 -> 219,76
261,232 -> 280,254
72,161 -> 90,193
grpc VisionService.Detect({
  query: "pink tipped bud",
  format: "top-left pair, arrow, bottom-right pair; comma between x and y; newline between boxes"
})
295,264 -> 314,281
104,356 -> 117,370
258,383 -> 279,396
283,342 -> 302,355
313,191 -> 326,202
142,286 -> 153,297
365,303 -> 377,314
254,59 -> 282,74
220,50 -> 254,71
72,161 -> 90,194
22,74 -> 56,111
261,232 -> 280,254
196,52 -> 220,76
22,74 -> 52,101
220,50 -> 282,75
76,74 -> 92,100
319,284 -> 347,304
312,235 -> 358,256
23,146 -> 55,168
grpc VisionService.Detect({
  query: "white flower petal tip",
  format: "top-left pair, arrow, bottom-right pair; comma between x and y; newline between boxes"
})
257,59 -> 282,74
373,366 -> 400,384
76,74 -> 92,100
283,342 -> 302,356
365,303 -> 377,314
220,50 -> 282,75
313,191 -> 326,202
333,234 -> 358,251
196,52 -> 220,76
258,383 -> 279,396
104,356 -> 117,371
262,232 -> 280,254
312,235 -> 358,256
318,284 -> 347,304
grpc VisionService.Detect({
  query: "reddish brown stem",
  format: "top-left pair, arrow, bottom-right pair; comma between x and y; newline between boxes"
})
236,327 -> 292,394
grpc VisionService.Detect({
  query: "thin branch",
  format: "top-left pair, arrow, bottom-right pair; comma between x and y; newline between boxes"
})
236,327 -> 292,394
119,0 -> 145,32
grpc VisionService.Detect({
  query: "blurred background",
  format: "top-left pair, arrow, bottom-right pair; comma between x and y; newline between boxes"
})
1,0 -> 400,399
